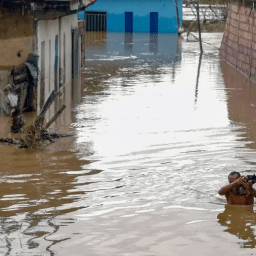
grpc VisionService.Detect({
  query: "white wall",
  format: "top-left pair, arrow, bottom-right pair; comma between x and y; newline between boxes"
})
37,13 -> 81,125
37,18 -> 59,108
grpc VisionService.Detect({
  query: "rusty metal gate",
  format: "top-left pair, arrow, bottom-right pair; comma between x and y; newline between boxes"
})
86,11 -> 107,31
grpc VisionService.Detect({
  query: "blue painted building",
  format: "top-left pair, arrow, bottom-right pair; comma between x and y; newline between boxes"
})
85,0 -> 182,33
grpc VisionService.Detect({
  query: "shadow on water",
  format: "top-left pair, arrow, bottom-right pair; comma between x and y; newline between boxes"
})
217,205 -> 256,248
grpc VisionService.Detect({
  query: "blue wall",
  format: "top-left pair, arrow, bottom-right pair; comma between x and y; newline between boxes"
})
86,0 -> 182,33
78,10 -> 85,20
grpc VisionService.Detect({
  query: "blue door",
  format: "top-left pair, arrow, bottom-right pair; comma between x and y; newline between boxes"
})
125,12 -> 133,32
150,12 -> 158,33
54,35 -> 58,90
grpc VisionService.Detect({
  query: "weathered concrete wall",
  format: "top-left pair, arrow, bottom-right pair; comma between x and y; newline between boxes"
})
220,4 -> 256,82
0,8 -> 36,67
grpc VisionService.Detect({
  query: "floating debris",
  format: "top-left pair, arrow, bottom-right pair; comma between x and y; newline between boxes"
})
0,138 -> 20,144
19,116 -> 49,148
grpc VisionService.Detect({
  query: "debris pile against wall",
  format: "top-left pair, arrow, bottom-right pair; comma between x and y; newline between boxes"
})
220,4 -> 256,82
1,53 -> 39,132
0,89 -> 68,149
20,116 -> 50,149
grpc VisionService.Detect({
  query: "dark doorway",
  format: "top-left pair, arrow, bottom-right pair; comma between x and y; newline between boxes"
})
86,11 -> 107,31
150,12 -> 158,33
125,12 -> 133,33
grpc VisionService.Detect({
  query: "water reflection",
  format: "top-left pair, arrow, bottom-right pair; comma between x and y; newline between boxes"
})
0,73 -> 90,255
149,33 -> 158,54
85,32 -> 181,64
0,148 -> 92,255
124,32 -> 133,54
217,205 -> 256,248
84,32 -> 181,95
85,31 -> 107,50
195,53 -> 203,107
221,60 -> 256,152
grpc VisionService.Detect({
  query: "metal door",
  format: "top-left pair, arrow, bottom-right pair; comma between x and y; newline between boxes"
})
150,12 -> 158,33
125,12 -> 133,33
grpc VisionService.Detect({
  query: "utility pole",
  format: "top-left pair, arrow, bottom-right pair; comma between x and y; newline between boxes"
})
195,1 -> 203,53
174,0 -> 180,34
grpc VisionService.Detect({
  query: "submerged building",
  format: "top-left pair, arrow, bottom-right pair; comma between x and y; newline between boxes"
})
0,0 -> 96,114
85,0 -> 183,33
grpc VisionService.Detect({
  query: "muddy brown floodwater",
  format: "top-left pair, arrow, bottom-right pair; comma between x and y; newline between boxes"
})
1,32 -> 256,256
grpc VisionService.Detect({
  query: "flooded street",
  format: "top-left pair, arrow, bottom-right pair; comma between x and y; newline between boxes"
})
1,31 -> 256,255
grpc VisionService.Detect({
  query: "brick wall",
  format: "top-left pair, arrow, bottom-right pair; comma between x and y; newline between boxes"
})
220,4 -> 256,82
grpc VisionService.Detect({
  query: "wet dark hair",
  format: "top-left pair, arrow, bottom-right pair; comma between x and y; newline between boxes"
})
228,171 -> 241,178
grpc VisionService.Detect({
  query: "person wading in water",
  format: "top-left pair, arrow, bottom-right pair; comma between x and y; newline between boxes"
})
218,171 -> 256,205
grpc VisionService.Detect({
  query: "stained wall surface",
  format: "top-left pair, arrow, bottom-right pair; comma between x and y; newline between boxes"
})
0,8 -> 35,89
220,4 -> 256,82
0,8 -> 35,67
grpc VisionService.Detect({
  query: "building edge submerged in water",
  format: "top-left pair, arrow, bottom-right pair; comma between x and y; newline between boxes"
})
220,0 -> 256,83
0,0 -> 97,115
84,0 -> 183,33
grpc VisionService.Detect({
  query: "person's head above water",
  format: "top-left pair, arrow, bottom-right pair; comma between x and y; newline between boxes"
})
228,171 -> 241,183
218,171 -> 256,205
